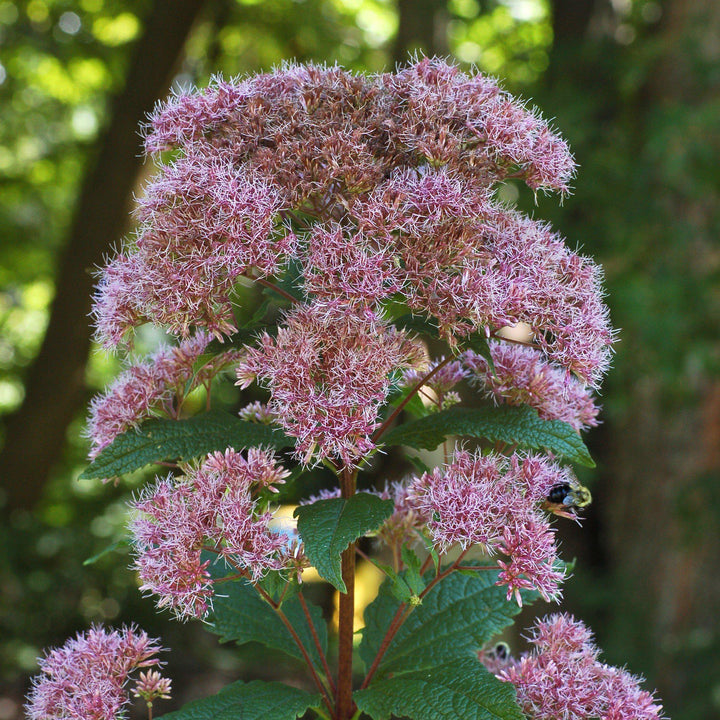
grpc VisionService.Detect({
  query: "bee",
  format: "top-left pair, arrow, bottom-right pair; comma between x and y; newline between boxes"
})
543,482 -> 592,518
490,642 -> 510,660
478,641 -> 512,670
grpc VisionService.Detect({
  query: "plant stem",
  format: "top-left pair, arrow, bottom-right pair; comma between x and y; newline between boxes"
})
336,467 -> 357,719
254,276 -> 299,305
360,550 -> 470,689
372,356 -> 454,442
299,591 -> 336,693
255,584 -> 334,713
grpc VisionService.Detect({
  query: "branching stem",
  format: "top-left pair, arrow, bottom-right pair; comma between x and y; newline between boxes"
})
360,549 -> 470,689
372,356 -> 454,442
298,591 -> 336,694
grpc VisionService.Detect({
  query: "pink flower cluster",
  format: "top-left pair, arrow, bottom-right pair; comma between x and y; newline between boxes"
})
464,341 -> 600,431
488,614 -> 665,720
93,156 -> 294,346
236,303 -> 425,466
25,625 -> 167,720
86,333 -> 239,460
401,357 -> 468,410
130,448 -> 291,620
356,171 -> 612,384
408,450 -> 576,602
91,57 -> 612,386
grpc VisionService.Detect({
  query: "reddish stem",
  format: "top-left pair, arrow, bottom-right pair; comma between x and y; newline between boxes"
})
372,356 -> 454,443
254,276 -> 299,305
254,584 -> 334,712
335,467 -> 357,719
298,591 -> 336,693
360,549 -> 470,689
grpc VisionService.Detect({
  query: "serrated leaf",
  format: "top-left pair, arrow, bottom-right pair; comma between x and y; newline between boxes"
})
462,331 -> 497,375
391,313 -> 440,339
208,565 -> 327,670
359,569 -> 533,679
354,658 -> 524,720
368,558 -> 414,604
158,679 -> 322,720
400,546 -> 425,596
80,410 -> 292,479
381,405 -> 595,467
83,539 -> 128,566
294,494 -> 394,592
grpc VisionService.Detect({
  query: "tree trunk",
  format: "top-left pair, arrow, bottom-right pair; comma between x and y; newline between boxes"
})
394,0 -> 449,65
0,0 -> 208,512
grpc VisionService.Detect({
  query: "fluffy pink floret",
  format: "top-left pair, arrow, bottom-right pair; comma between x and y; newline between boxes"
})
25,625 -> 167,720
236,302 -> 425,467
489,614 -> 666,720
383,56 -> 576,192
303,223 -> 402,303
464,341 -> 600,431
86,333 -> 220,461
92,155 -> 293,347
358,170 -> 613,385
130,449 -> 289,620
408,450 -> 572,602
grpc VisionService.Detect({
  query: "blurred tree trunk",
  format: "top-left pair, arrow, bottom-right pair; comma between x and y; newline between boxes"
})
0,0 -> 208,512
545,0 -> 720,715
394,0 -> 449,64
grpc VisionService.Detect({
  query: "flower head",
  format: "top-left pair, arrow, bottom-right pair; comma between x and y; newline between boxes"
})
464,340 -> 600,431
86,332 -> 236,461
130,448 -> 291,620
485,614 -> 665,720
25,625 -> 167,720
92,58 -> 611,386
236,302 -> 425,466
408,450 -> 574,602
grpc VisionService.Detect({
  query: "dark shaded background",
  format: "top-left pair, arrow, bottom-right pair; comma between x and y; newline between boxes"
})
1,1 -> 718,718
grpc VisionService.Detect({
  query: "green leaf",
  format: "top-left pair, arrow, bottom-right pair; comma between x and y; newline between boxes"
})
294,493 -> 394,592
367,558 -> 414,604
400,546 -> 425,596
79,410 -> 292,479
381,405 -> 595,467
158,679 -> 322,720
208,566 -> 328,670
462,331 -> 497,375
359,569 -> 532,679
354,658 -> 524,720
391,313 -> 440,340
82,539 -> 128,566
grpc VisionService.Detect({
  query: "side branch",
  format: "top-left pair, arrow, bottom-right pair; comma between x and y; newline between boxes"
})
298,591 -> 336,693
254,584 -> 335,712
372,356 -> 454,442
360,549 -> 470,689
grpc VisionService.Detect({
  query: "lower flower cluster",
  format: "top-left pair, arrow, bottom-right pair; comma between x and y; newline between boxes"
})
130,448 -> 295,620
482,614 -> 665,720
25,625 -> 169,720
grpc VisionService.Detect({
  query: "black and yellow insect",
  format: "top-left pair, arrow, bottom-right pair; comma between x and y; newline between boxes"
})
544,482 -> 592,518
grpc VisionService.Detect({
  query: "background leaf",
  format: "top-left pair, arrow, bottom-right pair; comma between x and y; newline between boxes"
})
381,405 -> 594,467
79,410 -> 292,479
208,564 -> 327,671
354,658 -> 524,720
294,493 -> 394,592
158,679 -> 322,720
359,568 -> 532,679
